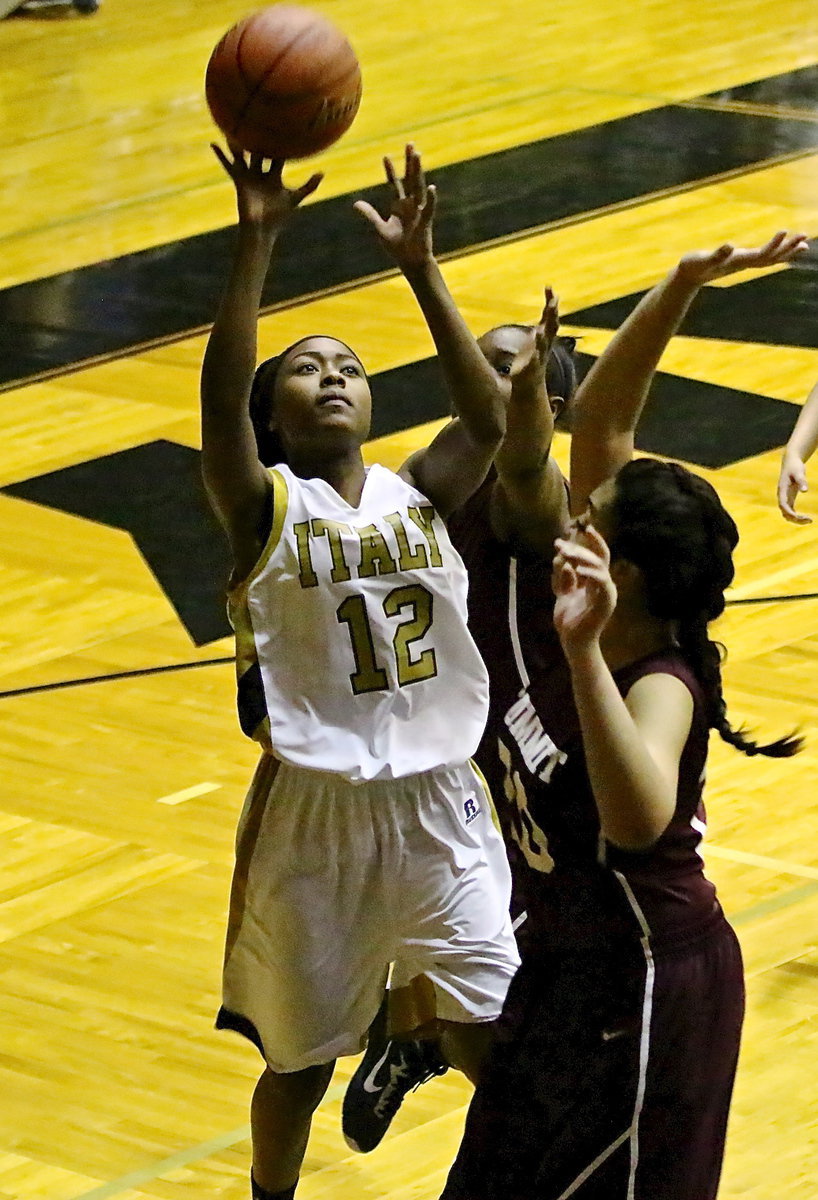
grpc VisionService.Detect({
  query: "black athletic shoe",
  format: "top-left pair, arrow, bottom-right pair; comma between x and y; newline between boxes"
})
343,1030 -> 449,1153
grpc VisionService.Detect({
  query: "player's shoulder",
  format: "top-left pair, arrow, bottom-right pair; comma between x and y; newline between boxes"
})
617,649 -> 702,701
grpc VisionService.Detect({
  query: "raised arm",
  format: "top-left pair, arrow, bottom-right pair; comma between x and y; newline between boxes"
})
552,526 -> 692,850
569,232 -> 810,516
200,146 -> 321,572
355,144 -> 506,516
489,290 -> 570,554
778,379 -> 818,523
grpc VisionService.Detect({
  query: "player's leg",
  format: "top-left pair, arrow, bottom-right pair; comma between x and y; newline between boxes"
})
438,1018 -> 496,1084
344,762 -> 518,1152
250,1061 -> 335,1197
221,760 -> 401,1188
633,919 -> 745,1200
442,944 -> 648,1200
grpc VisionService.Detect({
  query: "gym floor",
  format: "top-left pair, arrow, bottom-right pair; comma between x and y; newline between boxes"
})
0,2 -> 816,1197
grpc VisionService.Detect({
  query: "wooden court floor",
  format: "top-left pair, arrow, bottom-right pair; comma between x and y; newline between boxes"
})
0,1 -> 817,1197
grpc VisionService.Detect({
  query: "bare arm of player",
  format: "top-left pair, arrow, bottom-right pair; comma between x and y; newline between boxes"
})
200,145 -> 322,571
569,231 -> 810,517
553,525 -> 693,851
778,379 -> 818,524
490,290 -> 570,554
355,144 -> 505,516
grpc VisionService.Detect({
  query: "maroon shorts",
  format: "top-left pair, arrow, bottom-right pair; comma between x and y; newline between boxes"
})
441,918 -> 744,1200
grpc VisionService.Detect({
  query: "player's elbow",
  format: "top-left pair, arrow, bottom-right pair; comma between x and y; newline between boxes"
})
601,794 -> 675,852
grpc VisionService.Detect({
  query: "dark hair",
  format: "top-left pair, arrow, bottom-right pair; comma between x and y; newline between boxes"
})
547,336 -> 579,431
249,354 -> 289,467
248,337 -> 368,468
609,458 -> 801,759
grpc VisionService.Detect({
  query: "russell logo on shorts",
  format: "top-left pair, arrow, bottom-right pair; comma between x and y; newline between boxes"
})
463,796 -> 480,825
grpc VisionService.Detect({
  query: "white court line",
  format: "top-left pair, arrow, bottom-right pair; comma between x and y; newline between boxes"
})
704,843 -> 818,881
156,782 -> 221,806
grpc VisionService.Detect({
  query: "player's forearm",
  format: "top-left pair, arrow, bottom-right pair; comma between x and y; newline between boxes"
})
569,266 -> 700,512
497,376 -> 555,477
566,644 -> 674,850
572,267 -> 701,437
785,382 -> 818,462
202,222 -> 278,421
402,258 -> 506,445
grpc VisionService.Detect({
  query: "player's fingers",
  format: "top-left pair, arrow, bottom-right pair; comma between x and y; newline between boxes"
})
419,183 -> 437,229
552,559 -> 576,595
353,199 -> 387,230
294,172 -> 323,202
776,233 -> 810,261
554,537 -> 607,571
384,155 -> 405,200
210,142 -> 234,174
761,230 -> 788,254
780,502 -> 812,524
708,242 -> 734,263
411,147 -> 427,204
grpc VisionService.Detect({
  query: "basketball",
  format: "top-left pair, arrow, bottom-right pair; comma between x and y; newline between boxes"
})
205,4 -> 362,160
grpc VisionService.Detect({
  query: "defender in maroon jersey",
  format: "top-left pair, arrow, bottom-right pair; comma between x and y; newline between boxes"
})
441,458 -> 801,1200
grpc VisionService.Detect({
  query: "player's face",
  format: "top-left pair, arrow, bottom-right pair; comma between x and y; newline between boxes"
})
478,325 -> 564,418
271,336 -> 372,447
477,326 -> 534,391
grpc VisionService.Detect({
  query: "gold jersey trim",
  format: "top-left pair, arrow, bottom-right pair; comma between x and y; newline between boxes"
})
228,469 -> 290,749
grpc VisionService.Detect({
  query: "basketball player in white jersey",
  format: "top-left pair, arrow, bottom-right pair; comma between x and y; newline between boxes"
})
200,143 -> 521,1200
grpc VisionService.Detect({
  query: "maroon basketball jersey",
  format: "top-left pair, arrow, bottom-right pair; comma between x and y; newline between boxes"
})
448,482 -> 723,955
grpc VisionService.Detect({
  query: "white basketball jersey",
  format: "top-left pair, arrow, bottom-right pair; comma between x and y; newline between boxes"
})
229,463 -> 489,781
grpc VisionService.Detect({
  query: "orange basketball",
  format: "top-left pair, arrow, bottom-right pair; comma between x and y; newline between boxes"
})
205,5 -> 362,160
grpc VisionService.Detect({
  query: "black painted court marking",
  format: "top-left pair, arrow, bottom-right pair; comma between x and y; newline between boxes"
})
2,86 -> 818,389
3,441 -> 233,646
0,657 -> 235,699
564,255 -> 818,350
1,592 -> 817,701
703,63 -> 818,111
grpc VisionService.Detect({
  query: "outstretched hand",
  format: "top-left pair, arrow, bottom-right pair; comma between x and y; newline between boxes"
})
778,450 -> 812,524
508,287 -> 560,394
553,524 -> 617,653
675,231 -> 809,286
354,143 -> 436,270
211,143 -> 323,230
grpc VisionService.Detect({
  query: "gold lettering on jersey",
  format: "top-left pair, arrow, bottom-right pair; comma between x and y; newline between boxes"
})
311,518 -> 353,583
357,523 -> 399,578
407,506 -> 443,567
293,521 -> 318,588
384,584 -> 437,685
498,738 -> 554,873
384,512 -> 429,571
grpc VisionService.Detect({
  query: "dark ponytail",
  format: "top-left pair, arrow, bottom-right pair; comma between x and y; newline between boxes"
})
610,459 -> 801,759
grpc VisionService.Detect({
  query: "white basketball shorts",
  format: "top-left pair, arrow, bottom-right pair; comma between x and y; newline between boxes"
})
217,754 -> 519,1073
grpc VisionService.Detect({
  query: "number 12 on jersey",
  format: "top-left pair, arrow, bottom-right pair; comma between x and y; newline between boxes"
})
336,584 -> 438,694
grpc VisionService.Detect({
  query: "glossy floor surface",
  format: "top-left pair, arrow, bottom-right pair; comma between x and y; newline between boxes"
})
1,2 -> 817,1198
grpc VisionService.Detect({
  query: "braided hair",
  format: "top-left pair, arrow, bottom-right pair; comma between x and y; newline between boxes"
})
608,458 -> 801,758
